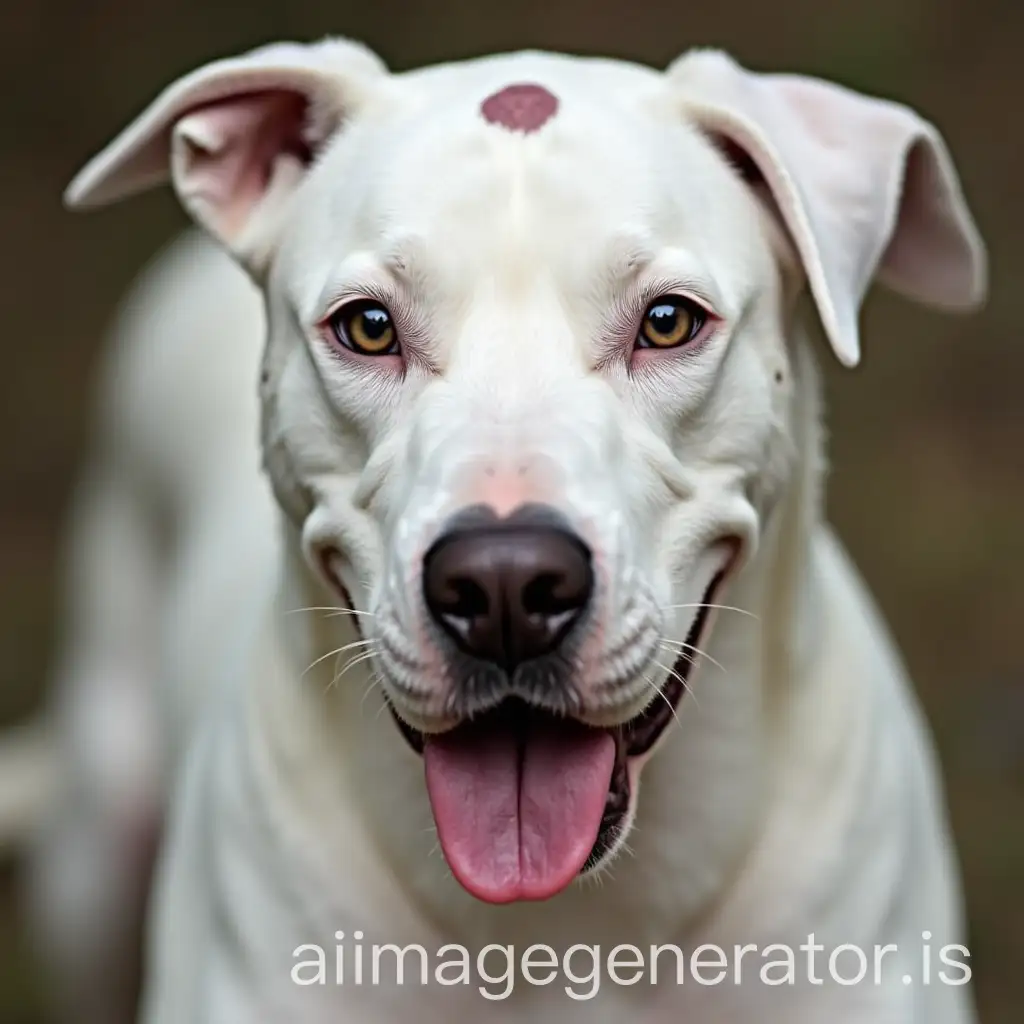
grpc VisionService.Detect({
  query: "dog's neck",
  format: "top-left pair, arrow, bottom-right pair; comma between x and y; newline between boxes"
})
256,326 -> 832,948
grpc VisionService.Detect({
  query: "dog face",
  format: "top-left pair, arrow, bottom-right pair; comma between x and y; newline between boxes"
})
278,54 -> 776,719
67,41 -> 985,904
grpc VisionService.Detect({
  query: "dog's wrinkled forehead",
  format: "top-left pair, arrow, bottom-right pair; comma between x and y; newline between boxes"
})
283,54 -> 761,318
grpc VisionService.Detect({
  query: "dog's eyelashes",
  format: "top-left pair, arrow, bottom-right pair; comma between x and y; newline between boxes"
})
327,299 -> 400,356
635,295 -> 706,351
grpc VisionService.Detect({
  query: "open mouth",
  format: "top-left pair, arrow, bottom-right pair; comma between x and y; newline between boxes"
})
390,574 -> 721,904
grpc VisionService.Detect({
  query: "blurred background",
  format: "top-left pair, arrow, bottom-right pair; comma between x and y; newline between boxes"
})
0,0 -> 1020,1020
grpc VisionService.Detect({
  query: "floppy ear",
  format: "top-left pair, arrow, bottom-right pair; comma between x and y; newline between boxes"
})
65,38 -> 387,270
668,49 -> 988,367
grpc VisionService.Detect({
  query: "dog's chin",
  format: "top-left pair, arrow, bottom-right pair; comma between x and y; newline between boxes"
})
386,573 -> 722,902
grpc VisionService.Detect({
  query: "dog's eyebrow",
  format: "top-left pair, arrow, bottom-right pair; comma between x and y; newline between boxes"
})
605,236 -> 657,284
376,235 -> 424,282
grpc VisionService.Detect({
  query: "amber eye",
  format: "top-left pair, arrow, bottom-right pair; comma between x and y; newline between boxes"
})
328,300 -> 398,356
636,296 -> 705,350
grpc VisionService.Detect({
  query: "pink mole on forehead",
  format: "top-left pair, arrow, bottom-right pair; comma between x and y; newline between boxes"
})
480,83 -> 559,133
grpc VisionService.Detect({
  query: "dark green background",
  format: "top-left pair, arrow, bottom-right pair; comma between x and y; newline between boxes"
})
0,0 -> 1021,1020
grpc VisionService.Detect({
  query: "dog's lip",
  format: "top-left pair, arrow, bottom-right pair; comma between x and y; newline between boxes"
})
388,569 -> 725,761
617,573 -> 720,757
391,706 -> 428,754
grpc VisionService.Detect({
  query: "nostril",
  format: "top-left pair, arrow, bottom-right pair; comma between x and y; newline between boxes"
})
522,571 -> 579,619
440,577 -> 490,622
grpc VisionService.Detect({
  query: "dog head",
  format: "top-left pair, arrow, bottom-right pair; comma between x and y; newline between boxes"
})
67,40 -> 985,903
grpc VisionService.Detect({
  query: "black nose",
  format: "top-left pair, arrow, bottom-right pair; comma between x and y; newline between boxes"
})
422,504 -> 594,672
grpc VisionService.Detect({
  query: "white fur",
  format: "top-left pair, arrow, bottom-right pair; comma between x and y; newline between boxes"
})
33,41 -> 985,1024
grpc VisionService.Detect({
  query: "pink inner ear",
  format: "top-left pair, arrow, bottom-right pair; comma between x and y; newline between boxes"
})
480,84 -> 559,133
174,90 -> 310,241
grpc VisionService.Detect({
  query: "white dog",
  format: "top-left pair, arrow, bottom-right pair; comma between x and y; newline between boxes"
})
32,37 -> 987,1024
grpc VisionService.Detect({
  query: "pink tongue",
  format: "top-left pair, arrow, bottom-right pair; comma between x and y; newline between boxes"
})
424,716 -> 616,903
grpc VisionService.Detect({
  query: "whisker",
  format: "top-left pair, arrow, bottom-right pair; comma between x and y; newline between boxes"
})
285,605 -> 378,619
360,671 -> 385,715
661,601 -> 757,620
658,639 -> 726,674
651,657 -> 700,711
641,670 -> 683,730
302,637 -> 377,679
374,687 -> 402,722
325,649 -> 380,692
